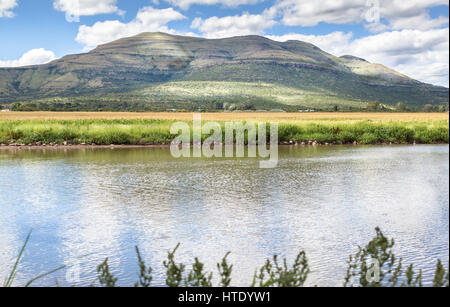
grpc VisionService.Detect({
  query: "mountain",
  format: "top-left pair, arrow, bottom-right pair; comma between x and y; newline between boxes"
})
0,32 -> 448,111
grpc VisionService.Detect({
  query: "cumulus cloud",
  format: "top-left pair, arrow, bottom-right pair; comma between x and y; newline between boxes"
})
271,0 -> 449,31
267,32 -> 354,55
191,12 -> 276,38
53,0 -> 124,22
164,0 -> 265,10
349,28 -> 449,86
271,0 -> 366,27
369,0 -> 449,31
76,6 -> 186,50
0,0 -> 17,18
0,48 -> 56,67
268,28 -> 449,87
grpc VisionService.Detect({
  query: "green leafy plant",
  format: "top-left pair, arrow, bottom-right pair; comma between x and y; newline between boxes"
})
163,244 -> 186,287
217,252 -> 233,287
344,227 -> 449,287
97,258 -> 118,287
433,259 -> 449,287
135,247 -> 153,287
251,252 -> 310,287
185,258 -> 213,287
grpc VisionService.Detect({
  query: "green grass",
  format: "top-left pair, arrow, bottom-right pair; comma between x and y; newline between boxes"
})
3,231 -> 31,287
128,81 -> 366,110
3,231 -> 66,287
0,118 -> 448,145
0,119 -> 175,145
277,120 -> 449,144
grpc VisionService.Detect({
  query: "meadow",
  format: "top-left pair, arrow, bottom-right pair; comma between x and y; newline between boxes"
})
0,112 -> 448,146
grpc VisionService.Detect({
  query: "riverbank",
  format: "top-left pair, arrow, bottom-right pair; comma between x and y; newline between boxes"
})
0,144 -> 172,149
0,141 -> 448,150
0,113 -> 449,147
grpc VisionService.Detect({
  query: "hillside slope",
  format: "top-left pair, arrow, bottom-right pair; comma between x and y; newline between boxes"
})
0,32 -> 448,111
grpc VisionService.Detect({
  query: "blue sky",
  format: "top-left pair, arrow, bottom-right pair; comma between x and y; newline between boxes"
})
0,0 -> 449,86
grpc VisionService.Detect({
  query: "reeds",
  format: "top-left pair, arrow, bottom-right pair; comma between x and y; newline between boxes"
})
0,118 -> 448,145
3,231 -> 66,287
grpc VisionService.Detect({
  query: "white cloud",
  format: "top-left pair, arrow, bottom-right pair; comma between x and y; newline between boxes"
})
268,28 -> 449,87
53,0 -> 124,22
271,0 -> 449,31
191,12 -> 276,38
349,28 -> 449,86
0,49 -> 56,67
375,0 -> 449,31
0,0 -> 17,18
164,0 -> 264,10
267,32 -> 354,55
272,0 -> 366,27
76,6 -> 186,50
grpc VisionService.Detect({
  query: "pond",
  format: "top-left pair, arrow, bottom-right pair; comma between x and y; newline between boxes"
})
0,145 -> 448,286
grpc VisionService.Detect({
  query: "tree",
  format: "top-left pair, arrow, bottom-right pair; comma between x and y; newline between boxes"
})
367,101 -> 380,112
10,103 -> 23,111
438,105 -> 449,112
242,101 -> 255,110
424,104 -> 434,112
396,102 -> 407,111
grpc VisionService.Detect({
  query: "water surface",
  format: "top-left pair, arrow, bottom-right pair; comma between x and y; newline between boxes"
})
0,145 -> 448,286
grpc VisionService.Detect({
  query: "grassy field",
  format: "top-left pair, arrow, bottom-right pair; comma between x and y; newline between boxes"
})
125,81 -> 367,110
0,112 -> 448,146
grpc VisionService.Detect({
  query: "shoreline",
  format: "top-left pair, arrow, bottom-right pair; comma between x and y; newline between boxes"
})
1,142 -> 448,150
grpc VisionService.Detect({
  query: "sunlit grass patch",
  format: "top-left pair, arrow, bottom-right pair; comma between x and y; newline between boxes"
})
0,116 -> 448,145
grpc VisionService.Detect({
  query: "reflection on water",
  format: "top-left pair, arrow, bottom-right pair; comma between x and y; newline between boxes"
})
0,145 -> 448,286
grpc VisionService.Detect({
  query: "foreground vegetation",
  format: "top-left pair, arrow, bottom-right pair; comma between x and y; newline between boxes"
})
4,228 -> 449,287
0,116 -> 448,145
98,228 -> 450,287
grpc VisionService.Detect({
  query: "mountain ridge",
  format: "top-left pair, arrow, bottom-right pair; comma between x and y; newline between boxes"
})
0,32 -> 448,111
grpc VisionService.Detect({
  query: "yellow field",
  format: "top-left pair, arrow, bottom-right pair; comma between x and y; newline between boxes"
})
1,111 -> 448,122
